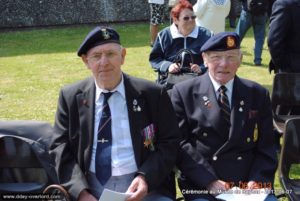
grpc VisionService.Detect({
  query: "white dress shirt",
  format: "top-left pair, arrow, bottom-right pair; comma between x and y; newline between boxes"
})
89,76 -> 138,176
209,73 -> 234,108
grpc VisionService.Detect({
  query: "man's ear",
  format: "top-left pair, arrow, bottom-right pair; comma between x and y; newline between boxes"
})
121,47 -> 126,65
81,55 -> 90,69
202,52 -> 208,66
238,51 -> 243,66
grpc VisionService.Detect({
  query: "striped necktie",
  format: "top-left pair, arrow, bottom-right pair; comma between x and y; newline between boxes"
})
95,92 -> 113,185
218,86 -> 231,128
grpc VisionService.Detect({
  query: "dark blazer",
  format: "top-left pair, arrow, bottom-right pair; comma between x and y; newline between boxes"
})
268,0 -> 300,72
170,73 -> 278,200
50,73 -> 180,200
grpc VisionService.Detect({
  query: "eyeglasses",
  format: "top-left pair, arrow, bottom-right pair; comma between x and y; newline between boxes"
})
87,51 -> 117,64
208,54 -> 241,63
182,15 -> 196,21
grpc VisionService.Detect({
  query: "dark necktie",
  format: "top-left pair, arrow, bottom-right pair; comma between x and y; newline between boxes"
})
218,86 -> 231,128
95,92 -> 113,185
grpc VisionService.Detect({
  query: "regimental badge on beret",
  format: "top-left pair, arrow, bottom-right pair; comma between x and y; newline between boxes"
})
101,29 -> 110,40
227,36 -> 236,48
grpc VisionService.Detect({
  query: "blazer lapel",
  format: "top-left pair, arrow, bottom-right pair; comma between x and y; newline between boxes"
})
76,78 -> 95,171
215,77 -> 250,154
197,74 -> 224,137
228,77 -> 249,142
123,74 -> 145,166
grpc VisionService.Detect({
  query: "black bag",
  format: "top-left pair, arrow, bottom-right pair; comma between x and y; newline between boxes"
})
166,73 -> 198,89
0,120 -> 59,194
247,0 -> 268,15
165,49 -> 198,89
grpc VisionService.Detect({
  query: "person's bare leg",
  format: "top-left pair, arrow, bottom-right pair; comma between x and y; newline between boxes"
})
150,24 -> 159,46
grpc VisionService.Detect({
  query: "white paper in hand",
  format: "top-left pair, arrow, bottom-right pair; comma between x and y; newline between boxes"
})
99,188 -> 133,201
216,187 -> 269,201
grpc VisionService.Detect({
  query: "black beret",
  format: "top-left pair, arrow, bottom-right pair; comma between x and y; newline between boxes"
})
200,32 -> 240,52
77,26 -> 120,56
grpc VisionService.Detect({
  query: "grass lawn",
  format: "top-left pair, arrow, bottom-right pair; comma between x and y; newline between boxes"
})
0,22 -> 275,121
0,21 -> 288,199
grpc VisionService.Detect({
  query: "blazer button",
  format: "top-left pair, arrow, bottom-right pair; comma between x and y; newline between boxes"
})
213,156 -> 218,161
246,137 -> 251,143
203,132 -> 208,137
237,156 -> 242,160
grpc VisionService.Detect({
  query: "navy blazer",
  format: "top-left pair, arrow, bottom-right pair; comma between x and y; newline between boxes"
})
170,73 -> 278,200
51,73 -> 180,200
268,0 -> 300,72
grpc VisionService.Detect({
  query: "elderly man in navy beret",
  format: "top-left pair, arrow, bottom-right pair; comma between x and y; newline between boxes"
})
170,32 -> 278,201
50,26 -> 180,201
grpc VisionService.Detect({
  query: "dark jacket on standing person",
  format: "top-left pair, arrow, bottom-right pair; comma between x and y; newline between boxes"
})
268,0 -> 300,73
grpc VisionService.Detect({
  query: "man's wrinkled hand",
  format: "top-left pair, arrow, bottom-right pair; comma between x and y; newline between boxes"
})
247,181 -> 259,189
207,180 -> 229,196
125,175 -> 148,201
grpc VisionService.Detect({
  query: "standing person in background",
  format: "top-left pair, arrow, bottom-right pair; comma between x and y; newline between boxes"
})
228,0 -> 242,28
193,0 -> 231,34
235,0 -> 268,66
50,26 -> 180,201
268,0 -> 300,73
168,0 -> 179,24
267,0 -> 276,17
149,0 -> 212,85
268,0 -> 300,148
169,0 -> 179,8
148,0 -> 165,47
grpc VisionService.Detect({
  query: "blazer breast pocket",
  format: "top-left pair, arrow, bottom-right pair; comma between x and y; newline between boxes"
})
242,109 -> 259,131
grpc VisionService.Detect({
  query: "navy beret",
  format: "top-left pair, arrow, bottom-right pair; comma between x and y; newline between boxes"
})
200,32 -> 240,52
77,26 -> 120,56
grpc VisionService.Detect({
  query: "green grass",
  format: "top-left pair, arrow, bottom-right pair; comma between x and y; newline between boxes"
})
0,22 -> 274,122
0,23 -> 156,122
0,22 -> 290,199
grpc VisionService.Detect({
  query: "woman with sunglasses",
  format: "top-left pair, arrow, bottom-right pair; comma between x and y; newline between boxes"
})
149,0 -> 212,86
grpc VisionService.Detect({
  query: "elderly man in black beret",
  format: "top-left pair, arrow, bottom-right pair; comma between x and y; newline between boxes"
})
170,32 -> 278,201
50,26 -> 180,201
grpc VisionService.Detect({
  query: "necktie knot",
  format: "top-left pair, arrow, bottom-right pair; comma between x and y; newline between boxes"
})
218,85 -> 231,133
102,92 -> 113,102
219,85 -> 227,94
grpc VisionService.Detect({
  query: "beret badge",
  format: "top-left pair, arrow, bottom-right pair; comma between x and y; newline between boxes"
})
227,36 -> 236,48
102,29 -> 110,40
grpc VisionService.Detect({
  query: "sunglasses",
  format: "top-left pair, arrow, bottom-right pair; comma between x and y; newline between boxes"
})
182,15 -> 196,21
